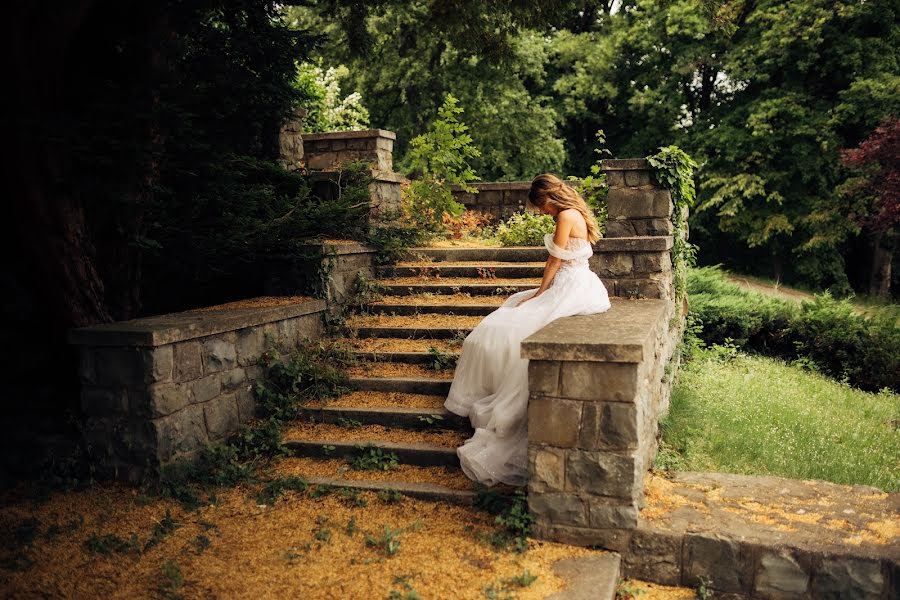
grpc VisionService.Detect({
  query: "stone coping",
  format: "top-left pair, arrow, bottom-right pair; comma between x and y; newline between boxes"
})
307,169 -> 406,184
601,158 -> 650,171
302,129 -> 396,141
68,298 -> 326,347
521,298 -> 668,363
450,180 -> 580,192
595,236 -> 673,252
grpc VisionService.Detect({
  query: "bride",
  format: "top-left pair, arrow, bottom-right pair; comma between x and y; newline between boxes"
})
444,173 -> 611,486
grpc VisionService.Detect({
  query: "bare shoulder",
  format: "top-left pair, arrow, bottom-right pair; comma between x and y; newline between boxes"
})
558,208 -> 584,224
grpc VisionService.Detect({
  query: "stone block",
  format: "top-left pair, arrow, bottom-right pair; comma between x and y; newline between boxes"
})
220,367 -> 246,391
203,335 -> 237,373
588,499 -> 639,529
579,402 -> 638,450
235,386 -> 258,422
683,534 -> 756,594
82,387 -> 128,416
559,361 -> 638,402
606,188 -> 672,219
811,558 -> 883,599
606,171 -> 625,187
603,220 -> 636,238
202,394 -> 240,441
142,345 -> 173,383
276,319 -> 299,351
528,446 -> 566,493
528,360 -> 560,395
173,340 -> 203,382
152,404 -> 208,461
529,493 -> 588,527
593,252 -> 634,278
235,327 -> 265,366
528,397 -> 582,447
616,278 -> 669,300
624,169 -> 651,187
245,365 -> 264,382
565,450 -> 641,498
95,347 -> 143,386
532,523 -> 632,552
346,138 -> 367,150
191,373 -> 221,404
307,152 -> 337,170
624,528 -> 682,586
633,252 -> 672,274
632,218 -> 674,236
755,550 -> 809,599
330,139 -> 346,151
144,382 -> 190,418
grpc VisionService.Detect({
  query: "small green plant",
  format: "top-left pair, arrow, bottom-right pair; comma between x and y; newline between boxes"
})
337,417 -> 363,428
505,569 -> 538,587
193,533 -> 211,555
255,476 -> 309,505
427,346 -> 458,370
417,413 -> 446,426
338,487 -> 369,507
616,578 -> 646,600
365,525 -> 404,557
349,445 -> 400,471
494,211 -> 555,247
377,489 -> 404,504
695,575 -> 712,600
143,509 -> 180,552
83,532 -> 140,555
388,575 -> 422,600
322,444 -> 337,457
346,517 -> 357,537
309,484 -> 335,499
154,558 -> 184,599
473,487 -> 534,553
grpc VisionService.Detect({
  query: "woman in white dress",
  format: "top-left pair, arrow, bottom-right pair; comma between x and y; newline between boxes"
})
444,173 -> 612,486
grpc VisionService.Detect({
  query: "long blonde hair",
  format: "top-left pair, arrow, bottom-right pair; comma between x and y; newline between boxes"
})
528,173 -> 601,243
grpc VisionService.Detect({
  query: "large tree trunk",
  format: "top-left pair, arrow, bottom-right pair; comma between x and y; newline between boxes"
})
868,234 -> 895,298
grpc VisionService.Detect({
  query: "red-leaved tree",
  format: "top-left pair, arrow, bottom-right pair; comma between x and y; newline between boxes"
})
840,116 -> 900,297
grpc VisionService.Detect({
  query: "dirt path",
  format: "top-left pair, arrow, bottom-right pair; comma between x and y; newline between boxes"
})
725,273 -> 816,304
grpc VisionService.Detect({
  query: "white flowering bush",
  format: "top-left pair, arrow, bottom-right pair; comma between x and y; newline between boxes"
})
295,63 -> 369,132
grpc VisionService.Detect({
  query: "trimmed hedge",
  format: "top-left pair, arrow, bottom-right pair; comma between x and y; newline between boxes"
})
687,267 -> 900,392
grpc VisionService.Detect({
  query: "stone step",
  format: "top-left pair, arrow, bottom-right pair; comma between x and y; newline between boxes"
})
547,554 -> 622,600
317,391 -> 447,411
347,362 -> 454,380
284,439 -> 459,467
347,338 -> 459,355
350,376 -> 452,395
378,282 -> 535,297
353,327 -> 473,340
378,294 -> 507,307
406,247 -> 548,262
303,475 -> 476,505
369,303 -> 498,316
378,263 -> 545,279
348,314 -> 483,330
352,351 -> 459,366
295,404 -> 471,432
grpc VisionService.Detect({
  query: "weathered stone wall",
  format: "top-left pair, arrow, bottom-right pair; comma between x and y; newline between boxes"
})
68,300 -> 326,483
450,180 -> 581,221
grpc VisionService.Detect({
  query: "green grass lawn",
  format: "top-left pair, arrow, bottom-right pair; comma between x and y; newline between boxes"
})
659,347 -> 900,492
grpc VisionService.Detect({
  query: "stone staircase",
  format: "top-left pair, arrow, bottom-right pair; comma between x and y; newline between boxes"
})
278,245 -> 543,505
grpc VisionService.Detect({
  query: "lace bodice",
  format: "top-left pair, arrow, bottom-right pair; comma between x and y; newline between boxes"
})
544,234 -> 592,272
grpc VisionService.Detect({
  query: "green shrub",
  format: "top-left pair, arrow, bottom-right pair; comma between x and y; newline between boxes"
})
494,212 -> 555,247
687,266 -> 900,392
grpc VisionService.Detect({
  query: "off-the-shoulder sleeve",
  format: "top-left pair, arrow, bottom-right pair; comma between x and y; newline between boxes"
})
544,233 -> 592,260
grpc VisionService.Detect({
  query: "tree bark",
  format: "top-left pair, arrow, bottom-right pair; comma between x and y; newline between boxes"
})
868,234 -> 894,298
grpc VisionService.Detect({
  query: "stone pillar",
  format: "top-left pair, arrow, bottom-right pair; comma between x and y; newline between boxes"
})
522,300 -> 672,551
278,106 -> 308,171
595,159 -> 676,301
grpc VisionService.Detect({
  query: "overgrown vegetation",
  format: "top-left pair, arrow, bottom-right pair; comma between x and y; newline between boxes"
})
687,266 -> 899,392
494,212 -> 556,247
473,487 -> 534,553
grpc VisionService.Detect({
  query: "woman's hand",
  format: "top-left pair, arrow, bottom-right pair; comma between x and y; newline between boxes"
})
517,290 -> 543,306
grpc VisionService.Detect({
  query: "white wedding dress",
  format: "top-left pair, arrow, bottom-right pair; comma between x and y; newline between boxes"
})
444,233 -> 611,486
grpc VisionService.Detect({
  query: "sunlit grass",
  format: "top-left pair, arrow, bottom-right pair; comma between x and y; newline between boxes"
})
660,347 -> 900,492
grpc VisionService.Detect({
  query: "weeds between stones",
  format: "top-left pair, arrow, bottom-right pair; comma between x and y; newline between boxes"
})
427,346 -> 458,370
473,486 -> 534,553
349,445 -> 400,471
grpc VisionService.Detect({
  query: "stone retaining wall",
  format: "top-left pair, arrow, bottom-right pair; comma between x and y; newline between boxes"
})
68,299 -> 326,483
450,180 -> 581,221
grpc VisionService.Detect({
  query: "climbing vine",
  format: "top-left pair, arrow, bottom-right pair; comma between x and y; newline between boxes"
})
647,146 -> 699,301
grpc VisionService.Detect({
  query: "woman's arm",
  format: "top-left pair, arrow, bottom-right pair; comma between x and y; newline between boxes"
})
519,211 -> 576,305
